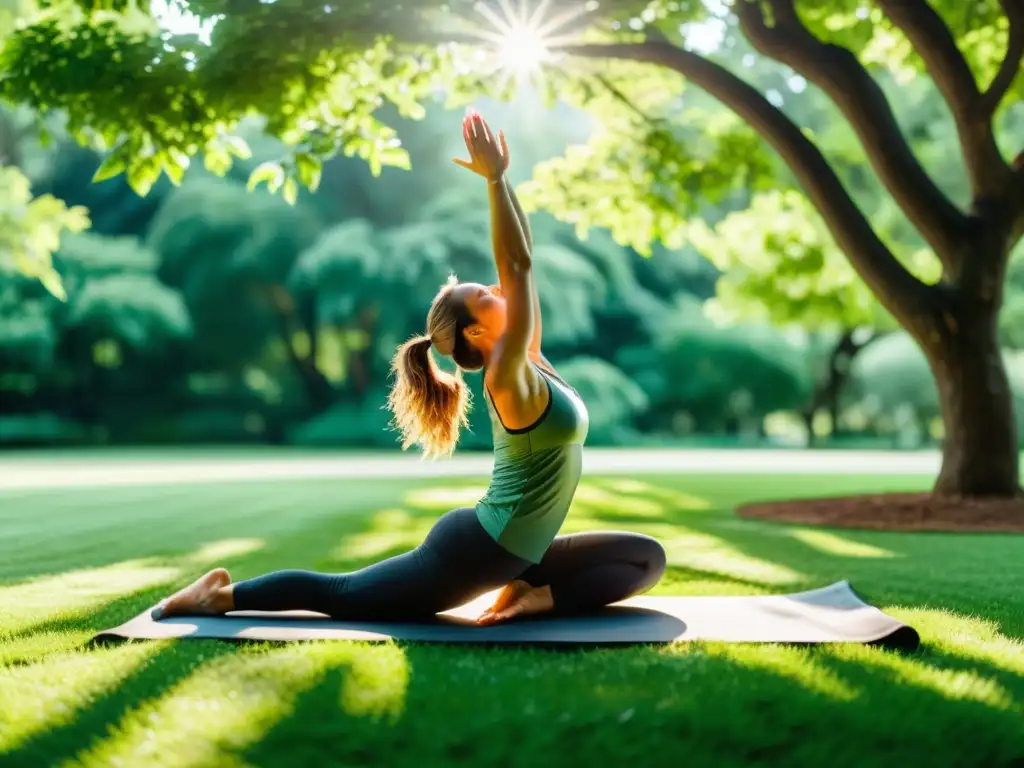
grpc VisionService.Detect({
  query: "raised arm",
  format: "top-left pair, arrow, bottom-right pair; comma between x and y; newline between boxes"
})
485,173 -> 535,378
457,115 -> 535,387
503,177 -> 544,357
454,112 -> 544,358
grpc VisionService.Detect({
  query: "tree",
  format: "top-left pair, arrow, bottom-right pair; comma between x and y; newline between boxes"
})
680,60 -> 963,444
638,295 -> 811,438
999,243 -> 1024,348
0,166 -> 90,301
693,190 -> 903,444
0,229 -> 192,439
3,0 -> 1022,495
146,176 -> 320,378
522,2 -> 1024,495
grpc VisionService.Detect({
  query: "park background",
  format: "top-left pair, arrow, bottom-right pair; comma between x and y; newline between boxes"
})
2,3 -> 1024,767
2,7 -> 1022,456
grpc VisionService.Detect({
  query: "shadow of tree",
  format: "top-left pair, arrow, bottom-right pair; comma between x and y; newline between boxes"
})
227,639 -> 1022,768
579,476 -> 1024,638
810,649 -> 1023,761
2,641 -> 238,768
0,477 -> 424,583
4,471 -> 1023,767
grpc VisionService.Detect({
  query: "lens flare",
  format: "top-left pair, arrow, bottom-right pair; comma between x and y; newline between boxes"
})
456,0 -> 593,88
498,24 -> 551,73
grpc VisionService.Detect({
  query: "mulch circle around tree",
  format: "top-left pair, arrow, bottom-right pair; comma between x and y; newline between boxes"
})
736,493 -> 1024,533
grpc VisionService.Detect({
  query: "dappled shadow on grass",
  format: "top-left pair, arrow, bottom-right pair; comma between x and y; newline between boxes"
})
577,477 -> 1024,638
810,648 -> 1022,756
3,471 -> 1023,767
0,478 -> 421,584
1,641 -> 238,768
238,645 -> 413,768
0,539 -> 274,656
226,640 -> 1023,768
4,642 -> 412,768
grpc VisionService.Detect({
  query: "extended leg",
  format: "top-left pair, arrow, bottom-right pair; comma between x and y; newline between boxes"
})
231,547 -> 443,620
519,531 -> 667,613
159,507 -> 530,621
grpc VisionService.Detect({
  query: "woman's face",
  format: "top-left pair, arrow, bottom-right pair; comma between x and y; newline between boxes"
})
453,282 -> 507,340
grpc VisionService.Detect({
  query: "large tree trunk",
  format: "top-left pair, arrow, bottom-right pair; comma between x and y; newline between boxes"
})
927,303 -> 1020,496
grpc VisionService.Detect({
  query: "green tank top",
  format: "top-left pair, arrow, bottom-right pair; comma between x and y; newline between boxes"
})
475,366 -> 590,563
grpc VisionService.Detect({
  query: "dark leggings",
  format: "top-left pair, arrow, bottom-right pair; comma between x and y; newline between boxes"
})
232,507 -> 667,620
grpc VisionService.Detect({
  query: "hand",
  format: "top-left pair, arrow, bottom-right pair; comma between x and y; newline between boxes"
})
476,580 -> 554,625
453,108 -> 510,181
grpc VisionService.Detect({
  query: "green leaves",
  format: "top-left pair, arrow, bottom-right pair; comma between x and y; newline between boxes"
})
164,148 -> 191,187
519,83 -> 773,258
4,0 -> 1020,339
0,166 -> 91,301
92,150 -> 127,184
1,0 -> 445,207
688,190 -> 894,332
247,162 -> 286,194
294,153 -> 322,193
282,178 -> 299,207
125,157 -> 162,197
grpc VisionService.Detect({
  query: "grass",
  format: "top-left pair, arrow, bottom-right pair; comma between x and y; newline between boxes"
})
1,468 -> 1022,767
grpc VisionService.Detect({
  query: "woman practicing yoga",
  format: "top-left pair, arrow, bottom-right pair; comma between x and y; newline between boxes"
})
154,110 -> 666,626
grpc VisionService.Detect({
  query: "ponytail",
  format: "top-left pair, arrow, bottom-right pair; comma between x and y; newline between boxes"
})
386,334 -> 470,458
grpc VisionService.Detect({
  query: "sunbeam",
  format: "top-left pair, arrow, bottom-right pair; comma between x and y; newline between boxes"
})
454,0 -> 594,89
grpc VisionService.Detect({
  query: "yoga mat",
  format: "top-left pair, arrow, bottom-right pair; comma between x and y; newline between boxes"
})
94,581 -> 919,650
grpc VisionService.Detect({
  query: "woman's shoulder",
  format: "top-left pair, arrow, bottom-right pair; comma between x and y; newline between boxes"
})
485,369 -> 545,401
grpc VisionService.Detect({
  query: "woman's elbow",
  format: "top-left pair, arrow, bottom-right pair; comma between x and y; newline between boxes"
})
512,247 -> 533,270
499,247 -> 531,271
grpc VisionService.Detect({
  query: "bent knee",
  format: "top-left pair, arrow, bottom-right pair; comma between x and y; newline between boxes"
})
632,535 -> 667,586
647,539 -> 668,579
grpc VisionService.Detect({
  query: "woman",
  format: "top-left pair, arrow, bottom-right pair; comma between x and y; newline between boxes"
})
154,110 -> 666,626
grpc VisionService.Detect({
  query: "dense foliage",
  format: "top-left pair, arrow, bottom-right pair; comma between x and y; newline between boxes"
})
1,2 -> 1022,490
3,98 -> 1023,452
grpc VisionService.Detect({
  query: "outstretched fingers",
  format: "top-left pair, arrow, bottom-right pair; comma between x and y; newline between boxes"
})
460,109 -> 509,176
499,130 -> 510,165
478,115 -> 495,145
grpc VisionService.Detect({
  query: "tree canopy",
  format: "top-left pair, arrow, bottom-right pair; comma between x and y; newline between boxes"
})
3,0 -> 1023,493
3,1 -> 1020,311
5,2 -> 1017,215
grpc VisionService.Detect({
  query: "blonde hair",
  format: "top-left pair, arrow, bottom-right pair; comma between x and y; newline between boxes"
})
386,276 -> 476,458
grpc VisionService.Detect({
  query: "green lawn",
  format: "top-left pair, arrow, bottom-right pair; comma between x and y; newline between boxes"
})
1,471 -> 1022,767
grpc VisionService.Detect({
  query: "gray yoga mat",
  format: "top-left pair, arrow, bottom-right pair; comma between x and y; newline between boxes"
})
94,581 -> 919,650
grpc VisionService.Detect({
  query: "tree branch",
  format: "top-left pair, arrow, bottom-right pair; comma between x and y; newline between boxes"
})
874,0 -> 1013,200
593,74 -> 661,127
558,39 -> 936,329
981,0 -> 1024,114
734,0 -> 967,269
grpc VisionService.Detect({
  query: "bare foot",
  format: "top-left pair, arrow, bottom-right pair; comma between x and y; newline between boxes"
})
476,581 -> 554,625
152,568 -> 232,620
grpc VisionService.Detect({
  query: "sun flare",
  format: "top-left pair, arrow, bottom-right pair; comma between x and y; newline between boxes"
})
460,0 -> 593,87
498,24 -> 551,73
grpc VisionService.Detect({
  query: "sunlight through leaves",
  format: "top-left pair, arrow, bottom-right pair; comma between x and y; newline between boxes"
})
0,563 -> 180,636
61,645 -> 363,768
700,645 -> 861,702
185,539 -> 266,565
596,479 -> 713,511
339,644 -> 411,721
788,530 -> 896,559
833,644 -> 1018,712
573,484 -> 665,517
0,642 -> 164,753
